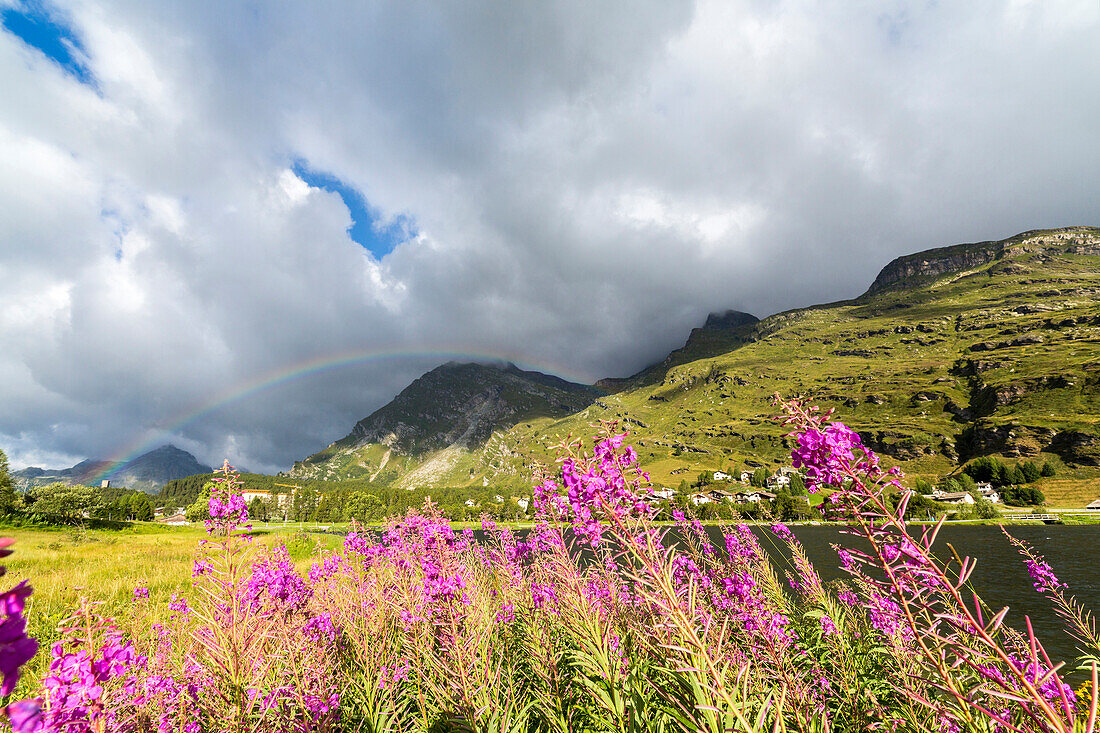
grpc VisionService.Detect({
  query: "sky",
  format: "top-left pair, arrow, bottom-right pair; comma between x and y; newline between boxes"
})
1,0 -> 1097,473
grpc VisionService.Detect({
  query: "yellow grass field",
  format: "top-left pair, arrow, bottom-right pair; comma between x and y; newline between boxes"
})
0,522 -> 345,695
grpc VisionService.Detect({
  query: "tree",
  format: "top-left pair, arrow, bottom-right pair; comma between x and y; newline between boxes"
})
185,483 -> 214,523
788,473 -> 806,496
1040,461 -> 1057,477
292,485 -> 317,522
127,493 -> 153,521
973,498 -> 1000,520
904,492 -> 945,520
0,449 -> 16,515
248,497 -> 270,522
913,478 -> 935,495
993,462 -> 1012,487
1020,461 -> 1042,483
956,473 -> 977,492
1001,485 -> 1046,507
25,483 -> 104,522
964,457 -> 995,483
1010,465 -> 1026,485
346,492 -> 385,523
750,468 -> 767,487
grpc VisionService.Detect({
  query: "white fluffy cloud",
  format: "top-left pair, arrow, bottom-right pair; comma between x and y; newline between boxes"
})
1,0 -> 1097,471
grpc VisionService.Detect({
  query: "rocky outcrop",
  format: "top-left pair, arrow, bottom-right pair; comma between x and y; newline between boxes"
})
957,424 -> 1054,460
866,227 -> 1100,295
956,422 -> 1100,465
1048,431 -> 1100,466
862,431 -> 937,460
868,241 -> 1002,294
700,310 -> 759,331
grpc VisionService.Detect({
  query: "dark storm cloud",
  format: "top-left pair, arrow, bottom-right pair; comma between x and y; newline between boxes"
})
0,0 -> 1097,470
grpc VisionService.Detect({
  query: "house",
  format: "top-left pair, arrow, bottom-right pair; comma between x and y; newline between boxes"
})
464,499 -> 478,508
777,467 -> 800,477
765,474 -> 791,490
690,489 -> 736,506
241,489 -> 291,507
100,480 -> 111,489
157,513 -> 190,526
1087,499 -> 1100,511
739,471 -> 753,483
713,471 -> 732,482
651,487 -> 677,501
516,498 -> 530,512
735,490 -> 777,504
976,484 -> 1000,503
934,491 -> 975,505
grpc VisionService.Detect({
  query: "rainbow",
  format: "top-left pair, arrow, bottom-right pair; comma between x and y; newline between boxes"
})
91,346 -> 595,483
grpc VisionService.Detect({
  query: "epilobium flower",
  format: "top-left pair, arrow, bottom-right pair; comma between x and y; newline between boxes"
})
1025,556 -> 1065,593
0,539 -> 37,701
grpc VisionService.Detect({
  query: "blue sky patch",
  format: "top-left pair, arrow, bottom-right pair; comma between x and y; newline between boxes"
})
292,159 -> 415,260
1,0 -> 94,86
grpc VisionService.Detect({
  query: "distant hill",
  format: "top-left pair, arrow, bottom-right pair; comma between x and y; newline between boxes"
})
14,445 -> 212,494
289,227 -> 1100,501
290,361 -> 599,486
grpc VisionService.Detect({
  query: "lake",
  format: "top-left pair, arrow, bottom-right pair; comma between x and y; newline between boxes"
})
712,523 -> 1100,675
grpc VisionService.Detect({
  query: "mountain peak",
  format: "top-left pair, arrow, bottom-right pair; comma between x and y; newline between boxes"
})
702,310 -> 759,331
292,360 -> 597,481
12,444 -> 212,493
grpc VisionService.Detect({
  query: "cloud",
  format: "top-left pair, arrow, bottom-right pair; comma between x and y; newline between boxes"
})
0,0 -> 1097,471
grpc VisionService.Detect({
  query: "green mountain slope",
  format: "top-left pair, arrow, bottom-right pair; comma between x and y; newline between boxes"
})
294,227 -> 1100,500
508,226 -> 1100,488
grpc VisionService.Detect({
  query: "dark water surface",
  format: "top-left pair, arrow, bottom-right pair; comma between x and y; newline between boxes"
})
530,523 -> 1099,671
723,524 -> 1100,672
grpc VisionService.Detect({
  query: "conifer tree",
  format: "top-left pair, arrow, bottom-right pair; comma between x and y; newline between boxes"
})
0,449 -> 15,514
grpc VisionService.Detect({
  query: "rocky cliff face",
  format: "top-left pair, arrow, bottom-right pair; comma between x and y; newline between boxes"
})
700,310 -> 759,331
866,227 -> 1100,294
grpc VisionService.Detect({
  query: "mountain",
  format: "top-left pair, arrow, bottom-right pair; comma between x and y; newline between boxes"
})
290,361 -> 599,485
291,227 -> 1100,501
596,309 -> 759,393
523,226 -> 1100,489
14,445 -> 213,494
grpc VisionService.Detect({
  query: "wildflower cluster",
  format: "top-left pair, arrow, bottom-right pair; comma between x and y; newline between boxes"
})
0,538 -> 37,724
4,403 -> 1097,733
535,424 -> 654,547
